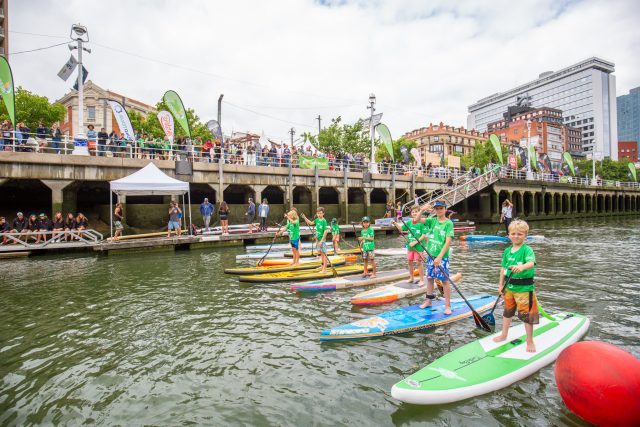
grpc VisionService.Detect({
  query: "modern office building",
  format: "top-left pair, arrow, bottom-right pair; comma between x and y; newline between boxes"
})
0,0 -> 8,57
617,86 -> 640,143
468,57 -> 618,159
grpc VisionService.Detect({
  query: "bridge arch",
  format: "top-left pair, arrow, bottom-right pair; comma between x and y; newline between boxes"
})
577,194 -> 584,213
523,191 -> 534,217
562,194 -> 570,214
554,193 -> 561,215
544,193 -> 553,215
597,194 -> 604,213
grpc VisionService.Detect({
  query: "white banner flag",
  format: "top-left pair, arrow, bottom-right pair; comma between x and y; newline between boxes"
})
157,111 -> 174,143
57,55 -> 78,81
108,100 -> 135,141
410,147 -> 421,165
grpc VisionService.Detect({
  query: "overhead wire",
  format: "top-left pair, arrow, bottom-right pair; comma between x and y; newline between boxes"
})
11,41 -> 69,55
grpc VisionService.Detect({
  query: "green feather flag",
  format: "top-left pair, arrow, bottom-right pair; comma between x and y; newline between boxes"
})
563,152 -> 576,176
376,123 -> 394,161
0,56 -> 16,127
489,134 -> 503,164
629,162 -> 638,182
163,90 -> 191,138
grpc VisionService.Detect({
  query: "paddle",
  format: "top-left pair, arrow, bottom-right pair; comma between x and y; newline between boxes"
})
257,219 -> 285,266
398,216 -> 492,332
351,223 -> 364,257
537,300 -> 557,322
302,213 -> 315,257
482,271 -> 513,326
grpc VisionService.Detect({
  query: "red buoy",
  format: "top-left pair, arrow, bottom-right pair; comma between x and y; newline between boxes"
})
555,341 -> 640,427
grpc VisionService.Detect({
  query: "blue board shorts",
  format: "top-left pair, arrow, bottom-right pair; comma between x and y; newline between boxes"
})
168,221 -> 181,230
426,257 -> 450,281
317,241 -> 328,253
290,239 -> 299,249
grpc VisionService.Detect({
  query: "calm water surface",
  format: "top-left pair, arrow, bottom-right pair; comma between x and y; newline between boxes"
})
1,216 -> 639,426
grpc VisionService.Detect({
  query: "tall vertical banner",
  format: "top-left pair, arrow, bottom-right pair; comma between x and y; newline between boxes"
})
108,100 -> 135,141
163,90 -> 191,138
400,145 -> 409,163
563,152 -> 576,176
410,148 -> 421,165
0,56 -> 16,127
206,120 -> 223,143
375,123 -> 394,161
157,111 -> 174,143
489,134 -> 503,164
628,162 -> 637,182
529,144 -> 538,171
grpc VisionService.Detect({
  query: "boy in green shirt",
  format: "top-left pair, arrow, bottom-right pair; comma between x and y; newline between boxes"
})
330,218 -> 341,254
358,216 -> 376,278
302,207 -> 330,273
418,200 -> 454,314
392,205 -> 426,286
276,209 -> 301,266
493,219 -> 539,352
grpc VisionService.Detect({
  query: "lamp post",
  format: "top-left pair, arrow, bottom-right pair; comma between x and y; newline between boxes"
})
367,93 -> 376,173
526,119 -> 533,179
68,24 -> 91,155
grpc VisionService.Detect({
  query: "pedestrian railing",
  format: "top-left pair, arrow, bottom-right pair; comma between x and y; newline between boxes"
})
0,229 -> 103,250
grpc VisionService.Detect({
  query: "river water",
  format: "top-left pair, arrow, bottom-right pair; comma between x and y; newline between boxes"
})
1,216 -> 639,426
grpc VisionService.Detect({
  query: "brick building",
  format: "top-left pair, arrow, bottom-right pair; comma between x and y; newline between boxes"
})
487,106 -> 582,169
618,140 -> 638,162
402,122 -> 491,166
56,81 -> 156,137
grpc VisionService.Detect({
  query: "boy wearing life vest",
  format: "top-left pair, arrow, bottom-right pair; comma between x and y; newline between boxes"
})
493,219 -> 538,352
358,216 -> 376,278
392,205 -> 426,286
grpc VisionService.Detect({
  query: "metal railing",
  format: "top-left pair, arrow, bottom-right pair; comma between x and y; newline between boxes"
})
0,229 -> 103,250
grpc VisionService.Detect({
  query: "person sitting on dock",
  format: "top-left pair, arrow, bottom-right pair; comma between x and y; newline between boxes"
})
0,217 -> 10,244
51,212 -> 65,242
10,212 -> 27,244
26,214 -> 39,243
64,213 -> 76,242
76,213 -> 89,234
167,202 -> 182,238
37,213 -> 52,244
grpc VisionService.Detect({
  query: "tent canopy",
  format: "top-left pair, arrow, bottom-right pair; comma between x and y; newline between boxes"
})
110,163 -> 189,196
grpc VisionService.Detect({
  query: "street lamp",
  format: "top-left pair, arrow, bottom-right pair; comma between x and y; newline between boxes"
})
367,93 -> 376,173
69,24 -> 91,155
526,119 -> 532,179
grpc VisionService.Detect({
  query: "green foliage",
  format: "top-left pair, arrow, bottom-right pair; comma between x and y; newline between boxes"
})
127,99 -> 212,140
303,116 -> 370,154
0,87 -> 65,129
375,136 -> 417,161
574,158 -> 637,181
458,139 -> 507,168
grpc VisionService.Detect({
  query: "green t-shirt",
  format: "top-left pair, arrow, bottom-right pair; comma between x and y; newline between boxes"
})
331,223 -> 340,236
286,219 -> 300,241
424,217 -> 454,259
314,217 -> 328,241
501,244 -> 536,292
401,220 -> 426,252
360,227 -> 375,251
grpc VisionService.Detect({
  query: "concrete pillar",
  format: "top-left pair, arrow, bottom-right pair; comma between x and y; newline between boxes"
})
253,184 -> 267,204
336,187 -> 347,223
479,192 -> 492,221
364,188 -> 372,219
311,186 -> 319,212
41,180 -> 73,216
206,184 -> 217,204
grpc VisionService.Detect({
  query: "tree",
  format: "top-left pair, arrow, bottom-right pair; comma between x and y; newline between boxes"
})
0,87 -> 65,129
458,139 -> 507,169
303,116 -> 370,154
574,157 -> 636,181
375,136 -> 417,162
126,99 -> 213,141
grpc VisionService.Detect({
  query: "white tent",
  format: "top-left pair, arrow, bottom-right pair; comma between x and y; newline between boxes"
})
109,163 -> 192,237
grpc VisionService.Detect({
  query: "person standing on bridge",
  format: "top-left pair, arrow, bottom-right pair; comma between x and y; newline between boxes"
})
500,199 -> 513,234
200,198 -> 215,232
246,198 -> 256,224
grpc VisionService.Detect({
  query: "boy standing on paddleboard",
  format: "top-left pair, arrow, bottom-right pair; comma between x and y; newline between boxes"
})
493,219 -> 538,352
392,206 -> 426,287
302,208 -> 330,273
419,201 -> 454,314
330,218 -> 341,254
276,210 -> 301,266
358,216 -> 376,278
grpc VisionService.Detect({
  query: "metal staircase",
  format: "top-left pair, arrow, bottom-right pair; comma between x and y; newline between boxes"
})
404,167 -> 501,212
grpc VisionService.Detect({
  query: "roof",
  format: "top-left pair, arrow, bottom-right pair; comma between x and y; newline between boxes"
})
110,163 -> 189,195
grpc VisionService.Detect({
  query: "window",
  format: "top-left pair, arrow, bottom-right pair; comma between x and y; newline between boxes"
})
429,144 -> 443,153
87,106 -> 96,121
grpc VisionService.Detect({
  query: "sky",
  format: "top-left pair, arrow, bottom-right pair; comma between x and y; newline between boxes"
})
8,0 -> 640,142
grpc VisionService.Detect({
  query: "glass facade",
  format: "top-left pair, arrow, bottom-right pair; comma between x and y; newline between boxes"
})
617,87 -> 640,142
468,58 -> 616,156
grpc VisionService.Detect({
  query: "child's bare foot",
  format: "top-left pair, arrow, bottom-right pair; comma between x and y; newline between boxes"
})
444,306 -> 452,315
419,299 -> 432,309
370,274 -> 376,278
492,333 -> 508,343
451,272 -> 462,282
526,341 -> 536,353
417,281 -> 424,287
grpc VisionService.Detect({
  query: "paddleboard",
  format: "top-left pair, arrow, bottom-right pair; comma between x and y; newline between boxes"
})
224,256 -> 345,275
391,311 -> 589,405
245,242 -> 334,252
291,269 -> 411,292
236,252 -> 286,261
374,248 -> 406,256
239,264 -> 372,283
284,247 -> 362,258
350,279 -> 447,305
320,295 -> 496,341
460,235 -> 545,242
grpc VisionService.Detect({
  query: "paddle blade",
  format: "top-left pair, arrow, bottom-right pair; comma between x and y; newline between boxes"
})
482,312 -> 496,327
473,311 -> 492,332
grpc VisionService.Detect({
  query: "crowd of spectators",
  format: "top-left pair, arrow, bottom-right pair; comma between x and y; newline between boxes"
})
0,211 -> 89,245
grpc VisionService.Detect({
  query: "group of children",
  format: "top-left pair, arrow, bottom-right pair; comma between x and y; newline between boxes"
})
274,200 -> 539,352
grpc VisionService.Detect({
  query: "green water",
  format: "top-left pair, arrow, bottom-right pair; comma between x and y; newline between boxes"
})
1,217 -> 639,426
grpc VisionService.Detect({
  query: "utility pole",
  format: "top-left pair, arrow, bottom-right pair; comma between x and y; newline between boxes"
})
289,127 -> 295,146
367,93 -> 376,173
316,115 -> 321,135
69,24 -> 91,155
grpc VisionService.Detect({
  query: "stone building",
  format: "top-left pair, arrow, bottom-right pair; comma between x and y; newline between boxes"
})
55,81 -> 156,137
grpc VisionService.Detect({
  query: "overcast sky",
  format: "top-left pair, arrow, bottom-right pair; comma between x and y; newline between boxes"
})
8,0 -> 640,141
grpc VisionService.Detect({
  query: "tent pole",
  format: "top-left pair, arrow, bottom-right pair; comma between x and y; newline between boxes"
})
187,188 -> 192,234
110,191 -> 113,239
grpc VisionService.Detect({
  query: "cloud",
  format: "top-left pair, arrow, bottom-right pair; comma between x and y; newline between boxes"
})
8,0 -> 640,141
